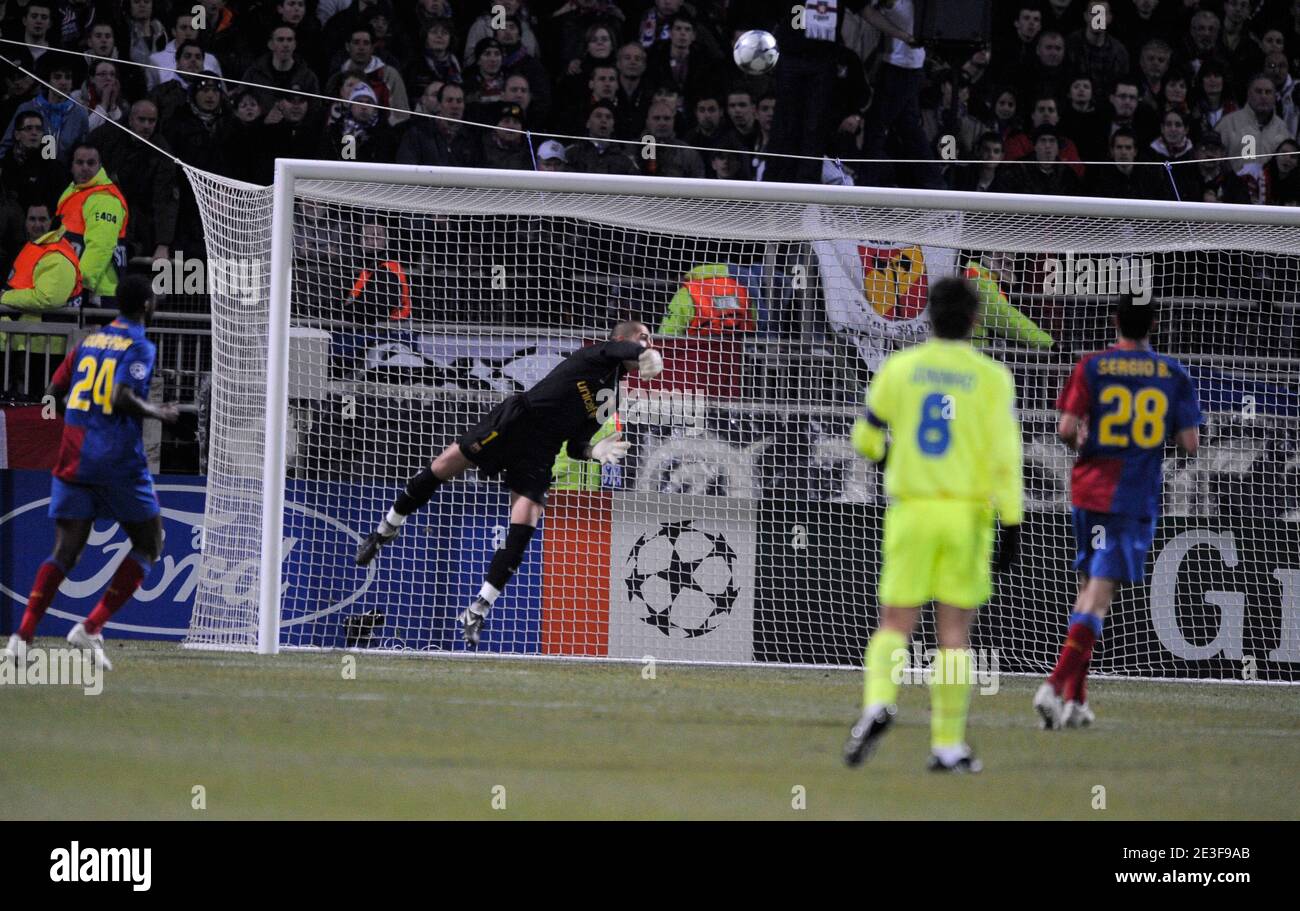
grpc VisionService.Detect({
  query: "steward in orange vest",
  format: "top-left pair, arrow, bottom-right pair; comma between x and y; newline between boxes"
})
1,226 -> 83,358
658,263 -> 756,336
348,259 -> 412,322
56,144 -> 128,301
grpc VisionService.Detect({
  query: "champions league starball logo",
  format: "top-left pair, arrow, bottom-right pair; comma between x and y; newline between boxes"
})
624,520 -> 740,638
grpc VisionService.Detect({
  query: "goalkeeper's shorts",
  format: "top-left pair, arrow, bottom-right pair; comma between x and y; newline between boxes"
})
877,499 -> 995,609
458,394 -> 554,504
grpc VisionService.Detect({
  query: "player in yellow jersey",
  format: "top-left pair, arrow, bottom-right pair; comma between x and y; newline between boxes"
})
842,277 -> 1024,773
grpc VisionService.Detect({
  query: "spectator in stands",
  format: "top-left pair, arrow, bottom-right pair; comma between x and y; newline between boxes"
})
1086,126 -> 1168,200
148,9 -> 221,90
1161,69 -> 1191,117
150,41 -> 206,122
465,0 -> 540,67
1115,0 -> 1168,63
988,87 -> 1021,141
1,111 -> 67,212
220,91 -> 272,185
1219,0 -> 1262,87
55,142 -> 126,305
1039,0 -> 1080,39
478,102 -> 533,170
0,201 -> 78,395
565,101 -> 638,174
90,99 -> 177,264
950,131 -> 1013,193
196,0 -> 251,78
1018,30 -> 1070,103
1192,132 -> 1250,203
707,135 -> 752,181
325,24 -> 410,126
646,13 -> 716,108
1264,138 -> 1300,205
502,74 -> 537,129
558,61 -> 619,136
319,81 -> 397,163
614,42 -> 651,141
274,0 -> 328,76
20,3 -> 54,64
1183,10 -> 1224,77
1135,39 -> 1174,111
641,98 -> 702,178
73,61 -> 127,133
631,0 -> 683,51
1060,74 -> 1106,162
85,20 -> 146,102
993,4 -> 1042,83
265,88 -> 325,167
1065,0 -> 1128,93
1217,74 -> 1291,163
1003,123 -> 1082,195
165,73 -> 229,257
495,15 -> 552,127
921,69 -> 984,162
463,37 -> 508,111
560,21 -> 617,82
432,82 -> 479,166
364,5 -> 412,74
1192,59 -> 1236,138
1,56 -> 90,167
0,53 -> 39,136
125,0 -> 168,71
244,25 -> 321,117
1003,95 -> 1084,178
1142,109 -> 1198,200
725,88 -> 759,151
1265,52 -> 1298,136
1106,78 -> 1157,148
549,6 -> 624,82
536,138 -> 567,171
406,19 -> 461,101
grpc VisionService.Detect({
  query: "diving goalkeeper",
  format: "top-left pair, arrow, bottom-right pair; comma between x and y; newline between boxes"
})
356,320 -> 663,647
843,277 -> 1024,773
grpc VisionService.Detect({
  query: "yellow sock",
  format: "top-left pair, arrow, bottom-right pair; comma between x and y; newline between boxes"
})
863,628 -> 909,710
930,648 -> 974,749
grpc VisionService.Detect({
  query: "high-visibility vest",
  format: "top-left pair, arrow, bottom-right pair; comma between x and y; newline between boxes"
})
8,235 -> 83,298
1,234 -> 82,356
684,274 -> 753,335
349,260 -> 411,320
56,182 -> 129,242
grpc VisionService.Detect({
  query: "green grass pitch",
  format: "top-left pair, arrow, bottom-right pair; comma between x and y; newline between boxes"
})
2,641 -> 1296,820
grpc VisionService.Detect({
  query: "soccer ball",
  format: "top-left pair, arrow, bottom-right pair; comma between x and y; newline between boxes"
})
732,29 -> 779,75
625,520 -> 740,639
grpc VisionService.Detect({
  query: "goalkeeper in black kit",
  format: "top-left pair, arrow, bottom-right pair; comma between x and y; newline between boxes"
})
356,320 -> 663,646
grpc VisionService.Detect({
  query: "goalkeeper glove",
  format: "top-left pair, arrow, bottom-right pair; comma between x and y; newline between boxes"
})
638,348 -> 663,379
993,523 -> 1022,575
590,432 -> 631,465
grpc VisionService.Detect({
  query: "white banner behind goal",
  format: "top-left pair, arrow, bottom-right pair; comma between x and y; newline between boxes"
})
183,164 -> 1300,683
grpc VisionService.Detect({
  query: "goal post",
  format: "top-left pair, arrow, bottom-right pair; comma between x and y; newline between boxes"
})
183,160 -> 1300,682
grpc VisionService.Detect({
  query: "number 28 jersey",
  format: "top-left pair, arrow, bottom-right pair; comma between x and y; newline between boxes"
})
51,318 -> 156,484
1056,345 -> 1203,519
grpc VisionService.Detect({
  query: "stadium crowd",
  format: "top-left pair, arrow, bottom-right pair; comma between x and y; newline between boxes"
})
1,0 -> 1300,272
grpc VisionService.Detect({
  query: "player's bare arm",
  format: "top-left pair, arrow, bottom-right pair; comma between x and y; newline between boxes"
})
111,381 -> 180,424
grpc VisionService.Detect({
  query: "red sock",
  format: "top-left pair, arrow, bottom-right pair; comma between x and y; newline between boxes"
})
1076,646 -> 1094,704
1048,623 -> 1097,702
18,559 -> 67,641
83,554 -> 148,635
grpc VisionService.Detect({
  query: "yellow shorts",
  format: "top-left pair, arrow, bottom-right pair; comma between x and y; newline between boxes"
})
877,499 -> 995,609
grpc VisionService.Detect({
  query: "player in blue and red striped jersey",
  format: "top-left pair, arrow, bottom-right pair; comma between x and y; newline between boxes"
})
1,275 -> 178,670
1035,296 -> 1202,729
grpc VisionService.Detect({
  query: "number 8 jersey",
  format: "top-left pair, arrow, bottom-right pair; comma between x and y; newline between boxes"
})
1056,344 -> 1203,519
50,318 -> 156,484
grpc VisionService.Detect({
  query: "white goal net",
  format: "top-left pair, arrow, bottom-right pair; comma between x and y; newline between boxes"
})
184,163 -> 1300,683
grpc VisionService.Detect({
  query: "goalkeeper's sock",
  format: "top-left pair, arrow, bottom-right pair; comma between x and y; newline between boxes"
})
929,647 -> 974,751
388,467 -> 445,527
18,558 -> 69,641
84,551 -> 151,635
1049,613 -> 1100,701
863,628 -> 909,711
479,524 -> 536,609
